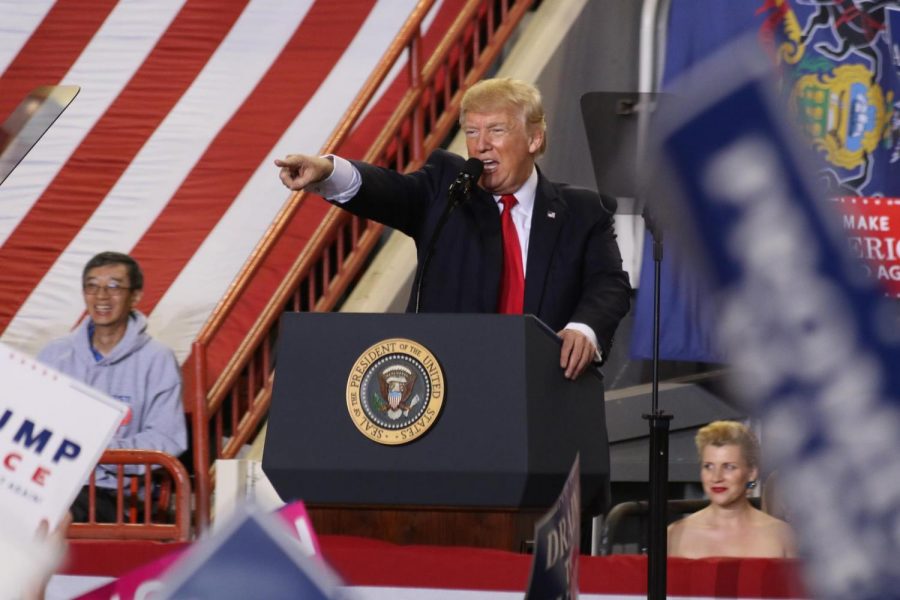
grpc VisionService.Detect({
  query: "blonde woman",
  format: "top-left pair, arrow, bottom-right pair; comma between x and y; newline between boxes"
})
668,421 -> 796,558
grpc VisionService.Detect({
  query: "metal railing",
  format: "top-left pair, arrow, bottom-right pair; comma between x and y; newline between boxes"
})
599,497 -> 763,555
186,0 -> 535,529
67,449 -> 192,542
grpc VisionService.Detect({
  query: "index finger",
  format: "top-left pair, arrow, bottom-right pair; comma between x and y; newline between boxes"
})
274,154 -> 303,168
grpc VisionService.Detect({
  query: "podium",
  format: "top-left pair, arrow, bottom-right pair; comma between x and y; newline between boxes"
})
263,313 -> 610,551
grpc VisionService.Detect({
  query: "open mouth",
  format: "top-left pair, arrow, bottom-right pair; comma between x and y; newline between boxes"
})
482,159 -> 498,172
92,304 -> 113,316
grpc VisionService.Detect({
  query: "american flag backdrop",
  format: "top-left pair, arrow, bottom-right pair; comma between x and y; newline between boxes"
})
0,0 -> 453,362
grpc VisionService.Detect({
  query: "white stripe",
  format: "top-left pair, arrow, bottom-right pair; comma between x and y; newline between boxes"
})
4,0 -> 313,357
342,589 -> 771,600
0,0 -> 56,76
354,0 -> 445,126
152,0 -> 421,361
0,0 -> 186,249
344,589 -> 645,600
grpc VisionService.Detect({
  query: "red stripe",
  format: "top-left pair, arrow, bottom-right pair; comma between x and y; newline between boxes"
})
129,0 -> 378,312
0,0 -> 117,124
0,0 -> 249,334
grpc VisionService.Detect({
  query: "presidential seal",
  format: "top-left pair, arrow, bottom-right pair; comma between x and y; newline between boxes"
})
346,338 -> 445,445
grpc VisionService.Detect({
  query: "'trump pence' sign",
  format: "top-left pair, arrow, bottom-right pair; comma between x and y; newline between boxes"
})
0,342 -> 127,538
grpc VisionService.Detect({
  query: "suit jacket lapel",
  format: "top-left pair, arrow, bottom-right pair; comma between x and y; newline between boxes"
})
524,173 -> 565,316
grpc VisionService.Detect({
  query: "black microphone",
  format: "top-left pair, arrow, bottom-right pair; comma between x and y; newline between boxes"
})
447,158 -> 484,203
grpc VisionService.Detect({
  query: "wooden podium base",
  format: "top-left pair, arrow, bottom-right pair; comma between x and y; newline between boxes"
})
308,504 -> 546,552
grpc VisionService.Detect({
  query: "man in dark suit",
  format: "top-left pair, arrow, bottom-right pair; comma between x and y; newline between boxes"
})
276,78 -> 630,379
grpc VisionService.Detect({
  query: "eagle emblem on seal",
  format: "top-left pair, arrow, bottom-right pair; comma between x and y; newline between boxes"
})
376,364 -> 421,420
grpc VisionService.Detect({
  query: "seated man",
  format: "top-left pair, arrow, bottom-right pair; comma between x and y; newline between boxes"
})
38,251 -> 187,521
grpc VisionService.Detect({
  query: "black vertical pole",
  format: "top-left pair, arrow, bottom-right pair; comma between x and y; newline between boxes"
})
643,219 -> 670,600
645,412 -> 671,599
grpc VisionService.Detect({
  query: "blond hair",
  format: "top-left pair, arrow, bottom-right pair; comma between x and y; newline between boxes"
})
695,421 -> 760,470
460,77 -> 547,154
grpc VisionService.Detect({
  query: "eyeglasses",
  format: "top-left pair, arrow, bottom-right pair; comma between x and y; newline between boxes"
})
83,282 -> 132,296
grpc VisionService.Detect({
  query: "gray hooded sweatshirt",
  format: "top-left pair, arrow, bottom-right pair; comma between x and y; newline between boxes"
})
37,311 -> 187,487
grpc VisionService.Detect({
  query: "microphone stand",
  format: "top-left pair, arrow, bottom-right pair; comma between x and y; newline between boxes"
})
413,184 -> 466,313
579,89 -> 672,600
414,159 -> 482,313
641,204 -> 671,600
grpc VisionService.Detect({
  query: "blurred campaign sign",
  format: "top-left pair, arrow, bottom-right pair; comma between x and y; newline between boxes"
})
0,342 -> 127,537
78,501 -> 322,600
275,497 -> 323,558
158,505 -> 340,600
891,6 -> 900,76
526,455 -> 580,600
77,550 -> 183,600
632,0 -> 900,361
652,38 -> 900,600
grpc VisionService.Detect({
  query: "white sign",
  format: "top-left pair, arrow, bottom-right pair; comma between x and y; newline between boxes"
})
0,342 -> 127,538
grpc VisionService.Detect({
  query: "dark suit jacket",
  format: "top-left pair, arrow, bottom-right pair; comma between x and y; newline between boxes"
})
343,149 -> 631,359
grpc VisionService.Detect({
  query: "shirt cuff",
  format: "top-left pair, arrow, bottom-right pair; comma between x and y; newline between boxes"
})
563,322 -> 602,362
308,154 -> 362,202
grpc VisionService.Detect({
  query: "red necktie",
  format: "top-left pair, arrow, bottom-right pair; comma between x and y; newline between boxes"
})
497,194 -> 525,314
